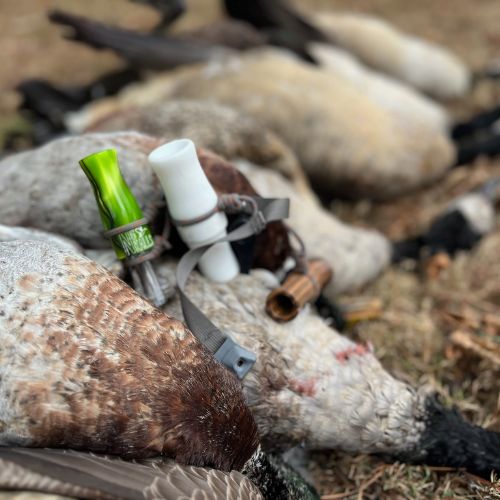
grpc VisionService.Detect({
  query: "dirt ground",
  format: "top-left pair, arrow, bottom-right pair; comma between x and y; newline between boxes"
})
2,0 -> 500,498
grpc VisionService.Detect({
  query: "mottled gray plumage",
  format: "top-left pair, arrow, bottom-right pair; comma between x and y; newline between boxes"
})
0,225 -> 82,254
0,132 -> 389,293
0,132 -> 164,249
68,49 -> 455,199
1,240 -> 499,478
157,259 -> 428,455
0,225 -> 124,277
158,259 -> 500,479
85,99 -> 311,196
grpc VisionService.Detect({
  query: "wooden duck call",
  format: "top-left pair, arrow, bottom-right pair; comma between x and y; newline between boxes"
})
266,258 -> 333,322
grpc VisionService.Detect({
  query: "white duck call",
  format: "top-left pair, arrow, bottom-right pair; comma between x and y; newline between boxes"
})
148,139 -> 240,282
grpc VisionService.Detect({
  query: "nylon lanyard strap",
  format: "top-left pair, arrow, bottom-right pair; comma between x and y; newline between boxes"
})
176,197 -> 290,379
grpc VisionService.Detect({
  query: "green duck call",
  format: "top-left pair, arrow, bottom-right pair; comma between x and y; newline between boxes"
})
79,148 -> 167,307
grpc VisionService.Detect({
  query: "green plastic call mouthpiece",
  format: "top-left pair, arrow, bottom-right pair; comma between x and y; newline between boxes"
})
79,149 -> 154,259
79,149 -> 167,307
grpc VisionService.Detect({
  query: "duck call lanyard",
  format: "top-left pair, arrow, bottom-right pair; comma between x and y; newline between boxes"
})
174,195 -> 290,380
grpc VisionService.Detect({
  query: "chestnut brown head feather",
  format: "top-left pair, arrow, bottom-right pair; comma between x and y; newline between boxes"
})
0,241 -> 259,471
198,148 -> 291,271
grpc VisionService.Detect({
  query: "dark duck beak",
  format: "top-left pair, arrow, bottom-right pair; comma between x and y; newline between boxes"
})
15,69 -> 139,146
395,395 -> 500,480
129,0 -> 186,33
222,0 -> 328,63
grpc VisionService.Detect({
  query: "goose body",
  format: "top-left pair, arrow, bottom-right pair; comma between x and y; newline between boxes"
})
0,132 -> 389,293
82,99 -> 311,197
311,12 -> 470,99
67,50 -> 455,199
162,49 -> 455,199
222,0 -> 468,99
0,132 -> 164,249
0,241 -> 258,470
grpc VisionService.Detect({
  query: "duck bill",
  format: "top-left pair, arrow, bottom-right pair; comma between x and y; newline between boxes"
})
393,394 -> 500,479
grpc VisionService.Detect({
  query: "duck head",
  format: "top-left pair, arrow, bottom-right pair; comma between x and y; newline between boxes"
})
157,259 -> 500,480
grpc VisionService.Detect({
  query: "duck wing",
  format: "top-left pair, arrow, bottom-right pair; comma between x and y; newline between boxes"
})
48,10 -> 226,71
0,448 -> 263,500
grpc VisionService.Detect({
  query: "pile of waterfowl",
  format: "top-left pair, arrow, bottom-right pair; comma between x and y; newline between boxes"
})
1,0 -> 500,498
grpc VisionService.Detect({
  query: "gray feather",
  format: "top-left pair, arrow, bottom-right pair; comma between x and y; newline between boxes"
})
0,448 -> 262,500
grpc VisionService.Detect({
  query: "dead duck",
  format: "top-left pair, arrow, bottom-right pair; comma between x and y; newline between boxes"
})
310,12 -> 470,100
3,238 -> 500,480
0,132 -> 389,293
77,99 -> 313,198
0,240 -> 259,469
0,241 -> 320,499
153,257 -> 500,480
63,50 -> 454,200
392,178 -> 500,276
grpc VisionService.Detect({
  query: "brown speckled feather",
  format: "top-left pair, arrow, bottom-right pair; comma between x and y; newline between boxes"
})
0,241 -> 258,471
0,448 -> 263,500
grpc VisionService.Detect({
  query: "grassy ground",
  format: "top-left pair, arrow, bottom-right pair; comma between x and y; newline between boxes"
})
2,0 -> 500,498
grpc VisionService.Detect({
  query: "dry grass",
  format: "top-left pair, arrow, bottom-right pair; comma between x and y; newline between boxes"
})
2,0 -> 500,498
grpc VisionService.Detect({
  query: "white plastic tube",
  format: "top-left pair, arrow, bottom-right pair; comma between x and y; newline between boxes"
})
148,139 -> 240,282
